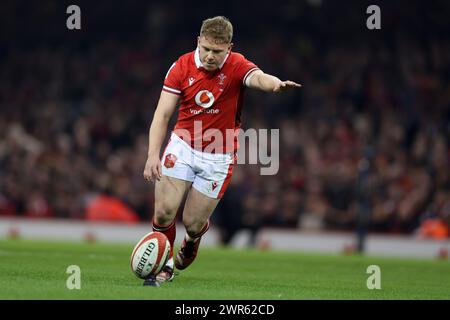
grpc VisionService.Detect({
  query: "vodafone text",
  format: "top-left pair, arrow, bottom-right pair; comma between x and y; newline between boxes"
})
190,108 -> 220,115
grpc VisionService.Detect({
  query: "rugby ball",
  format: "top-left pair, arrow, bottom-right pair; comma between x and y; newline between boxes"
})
130,231 -> 171,279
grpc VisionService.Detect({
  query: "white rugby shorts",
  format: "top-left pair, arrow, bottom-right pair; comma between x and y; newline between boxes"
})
161,132 -> 235,199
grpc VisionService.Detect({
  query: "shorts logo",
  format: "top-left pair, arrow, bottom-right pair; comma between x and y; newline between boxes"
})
164,153 -> 177,169
194,90 -> 215,108
212,182 -> 218,191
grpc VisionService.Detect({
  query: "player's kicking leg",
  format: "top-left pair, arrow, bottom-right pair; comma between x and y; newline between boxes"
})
144,175 -> 191,286
175,187 -> 220,270
175,148 -> 235,271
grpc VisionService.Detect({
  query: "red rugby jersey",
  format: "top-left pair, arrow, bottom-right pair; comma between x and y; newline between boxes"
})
162,48 -> 259,153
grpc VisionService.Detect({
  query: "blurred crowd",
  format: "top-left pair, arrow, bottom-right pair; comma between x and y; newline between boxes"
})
0,0 -> 449,239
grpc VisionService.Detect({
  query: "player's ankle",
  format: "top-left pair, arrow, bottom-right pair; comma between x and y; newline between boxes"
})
185,234 -> 199,243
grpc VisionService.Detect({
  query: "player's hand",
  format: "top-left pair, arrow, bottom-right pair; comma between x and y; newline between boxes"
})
273,80 -> 302,93
143,155 -> 162,182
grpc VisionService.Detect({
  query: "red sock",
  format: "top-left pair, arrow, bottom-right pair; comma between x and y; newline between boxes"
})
152,218 -> 176,258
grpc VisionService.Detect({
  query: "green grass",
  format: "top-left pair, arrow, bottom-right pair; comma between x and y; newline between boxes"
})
0,239 -> 449,299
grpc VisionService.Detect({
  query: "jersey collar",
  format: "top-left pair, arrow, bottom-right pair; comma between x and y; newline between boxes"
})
194,47 -> 230,70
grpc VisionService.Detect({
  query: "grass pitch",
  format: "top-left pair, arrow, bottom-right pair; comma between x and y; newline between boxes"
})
0,239 -> 449,300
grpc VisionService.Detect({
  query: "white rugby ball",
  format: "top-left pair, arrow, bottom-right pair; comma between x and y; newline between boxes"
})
130,231 -> 171,279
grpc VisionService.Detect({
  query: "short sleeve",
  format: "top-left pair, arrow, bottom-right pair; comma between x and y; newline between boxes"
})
163,61 -> 182,95
234,56 -> 259,86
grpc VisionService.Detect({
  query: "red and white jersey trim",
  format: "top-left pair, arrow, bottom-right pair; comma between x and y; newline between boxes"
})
162,85 -> 181,95
243,67 -> 260,86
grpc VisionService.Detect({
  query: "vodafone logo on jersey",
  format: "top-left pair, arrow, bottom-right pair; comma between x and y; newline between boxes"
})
194,90 -> 215,108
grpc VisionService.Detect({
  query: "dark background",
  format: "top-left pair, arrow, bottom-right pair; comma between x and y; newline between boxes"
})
0,0 -> 449,242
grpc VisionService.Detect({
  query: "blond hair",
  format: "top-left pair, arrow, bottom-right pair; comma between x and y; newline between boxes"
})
200,16 -> 233,44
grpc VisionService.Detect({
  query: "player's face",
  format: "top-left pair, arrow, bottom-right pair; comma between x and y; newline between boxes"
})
197,36 -> 232,71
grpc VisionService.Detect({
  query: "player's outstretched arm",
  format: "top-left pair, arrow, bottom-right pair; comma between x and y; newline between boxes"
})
246,70 -> 302,93
143,91 -> 179,182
